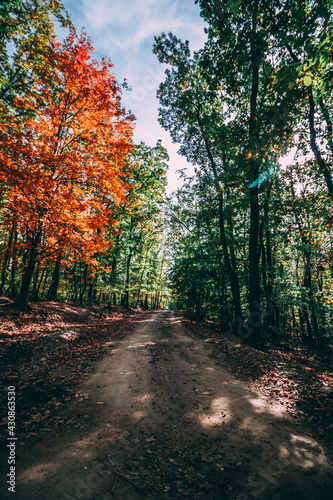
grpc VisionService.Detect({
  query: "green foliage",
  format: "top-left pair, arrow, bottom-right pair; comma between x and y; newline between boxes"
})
0,4 -> 170,311
0,0 -> 71,110
154,0 -> 333,346
68,141 -> 170,309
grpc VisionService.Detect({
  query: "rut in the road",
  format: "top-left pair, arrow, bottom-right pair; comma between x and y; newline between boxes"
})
16,312 -> 333,500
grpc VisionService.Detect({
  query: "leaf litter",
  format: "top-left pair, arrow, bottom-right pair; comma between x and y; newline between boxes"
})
0,299 -> 150,441
182,316 -> 333,440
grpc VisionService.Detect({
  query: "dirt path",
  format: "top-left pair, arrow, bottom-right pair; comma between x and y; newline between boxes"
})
7,312 -> 333,499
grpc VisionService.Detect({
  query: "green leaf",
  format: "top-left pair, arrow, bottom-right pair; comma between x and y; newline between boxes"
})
304,75 -> 312,86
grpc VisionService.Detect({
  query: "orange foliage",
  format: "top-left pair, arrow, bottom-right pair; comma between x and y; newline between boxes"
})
0,30 -> 134,266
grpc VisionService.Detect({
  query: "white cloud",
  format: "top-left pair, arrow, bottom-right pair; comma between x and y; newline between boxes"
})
80,0 -> 206,55
82,0 -> 155,28
62,0 -> 206,192
81,0 -> 184,50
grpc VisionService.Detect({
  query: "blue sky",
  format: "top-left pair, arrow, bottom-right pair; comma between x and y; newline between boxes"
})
58,0 -> 208,193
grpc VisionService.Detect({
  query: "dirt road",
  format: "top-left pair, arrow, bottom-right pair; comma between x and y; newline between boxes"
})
10,312 -> 333,499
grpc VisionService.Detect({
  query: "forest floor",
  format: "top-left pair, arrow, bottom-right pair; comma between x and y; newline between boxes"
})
0,302 -> 333,499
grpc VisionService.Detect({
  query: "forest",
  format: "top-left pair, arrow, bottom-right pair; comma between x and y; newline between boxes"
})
0,0 -> 169,314
1,0 -> 333,350
154,0 -> 333,348
1,2 -> 333,499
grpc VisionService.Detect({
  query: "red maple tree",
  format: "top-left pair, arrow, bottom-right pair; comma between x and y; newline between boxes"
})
0,30 -> 135,309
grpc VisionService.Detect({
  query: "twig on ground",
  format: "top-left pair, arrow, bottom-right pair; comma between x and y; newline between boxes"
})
107,454 -> 140,489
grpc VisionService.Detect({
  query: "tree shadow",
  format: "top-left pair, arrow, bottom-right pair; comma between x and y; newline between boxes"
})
4,311 -> 333,500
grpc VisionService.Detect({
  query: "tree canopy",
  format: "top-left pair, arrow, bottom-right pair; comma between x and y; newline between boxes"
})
153,0 -> 333,347
1,0 -> 333,351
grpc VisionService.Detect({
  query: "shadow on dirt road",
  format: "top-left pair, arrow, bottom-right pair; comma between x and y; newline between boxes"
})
4,311 -> 333,499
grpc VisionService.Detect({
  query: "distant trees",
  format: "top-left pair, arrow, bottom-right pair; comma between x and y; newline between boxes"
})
94,141 -> 169,310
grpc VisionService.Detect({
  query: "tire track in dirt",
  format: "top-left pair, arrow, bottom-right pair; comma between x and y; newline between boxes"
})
11,311 -> 333,499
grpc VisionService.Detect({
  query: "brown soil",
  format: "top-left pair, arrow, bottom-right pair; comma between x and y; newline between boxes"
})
1,311 -> 333,499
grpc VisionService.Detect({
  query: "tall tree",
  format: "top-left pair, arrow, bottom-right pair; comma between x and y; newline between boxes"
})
154,6 -> 295,341
153,33 -> 245,331
0,30 -> 134,309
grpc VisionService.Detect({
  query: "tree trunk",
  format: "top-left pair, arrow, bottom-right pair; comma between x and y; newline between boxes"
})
298,308 -> 307,344
87,280 -> 94,307
6,229 -> 18,298
79,264 -> 88,304
303,251 -> 317,348
15,232 -> 41,310
0,226 -> 15,296
263,186 -> 275,326
41,267 -> 50,298
109,234 -> 120,298
316,267 -> 326,343
217,194 -> 243,332
196,109 -> 243,332
72,262 -> 78,302
308,89 -> 333,197
31,261 -> 40,300
47,258 -> 61,301
124,251 -> 132,309
304,309 -> 315,347
36,265 -> 46,298
247,21 -> 261,344
248,179 -> 261,344
135,246 -> 150,308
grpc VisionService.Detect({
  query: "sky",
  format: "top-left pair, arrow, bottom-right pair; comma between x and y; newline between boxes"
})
57,0 -> 208,193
